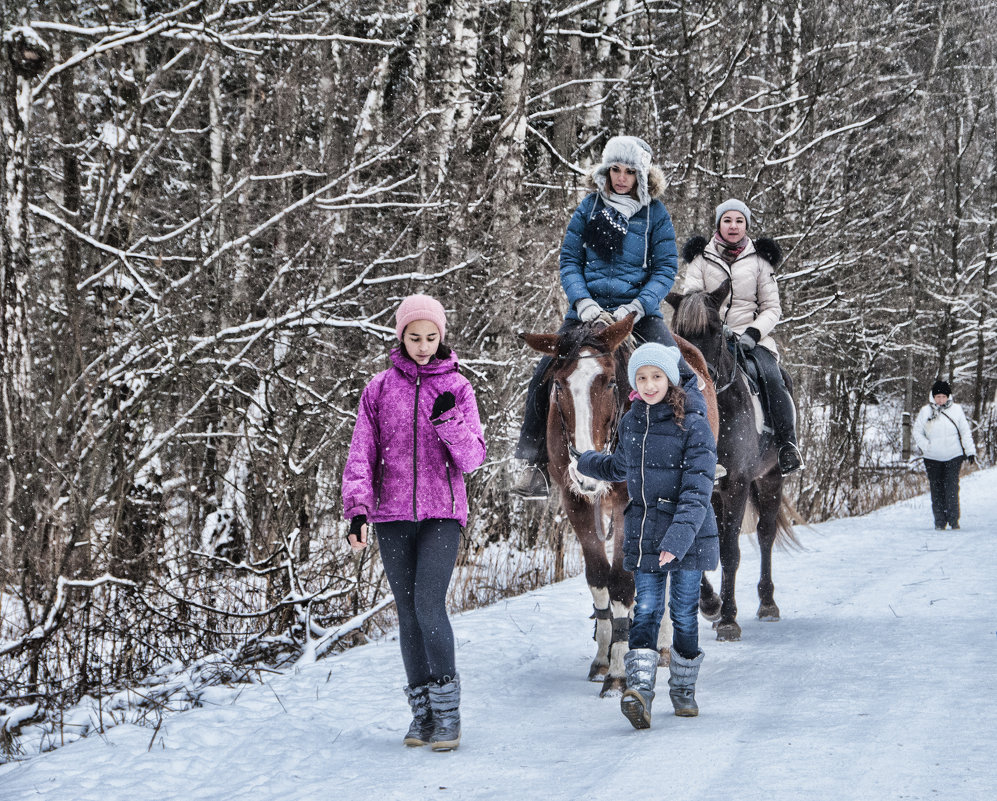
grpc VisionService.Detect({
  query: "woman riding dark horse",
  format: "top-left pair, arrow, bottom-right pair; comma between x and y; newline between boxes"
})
512,135 -> 704,499
681,199 -> 804,477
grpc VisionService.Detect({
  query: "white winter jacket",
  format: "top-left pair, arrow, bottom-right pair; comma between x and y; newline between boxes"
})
913,397 -> 975,462
681,236 -> 782,356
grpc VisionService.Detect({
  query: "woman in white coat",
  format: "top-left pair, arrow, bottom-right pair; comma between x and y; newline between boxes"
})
681,199 -> 803,475
913,379 -> 976,530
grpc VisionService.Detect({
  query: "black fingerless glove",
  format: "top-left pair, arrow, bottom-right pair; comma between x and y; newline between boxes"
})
349,515 -> 367,538
431,391 -> 456,420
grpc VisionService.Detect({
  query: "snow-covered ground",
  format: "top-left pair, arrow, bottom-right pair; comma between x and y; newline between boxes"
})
3,469 -> 995,801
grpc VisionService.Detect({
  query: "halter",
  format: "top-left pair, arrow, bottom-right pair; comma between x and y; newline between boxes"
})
551,354 -> 625,457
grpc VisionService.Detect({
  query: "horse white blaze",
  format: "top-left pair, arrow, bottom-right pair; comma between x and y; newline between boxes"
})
566,350 -> 612,498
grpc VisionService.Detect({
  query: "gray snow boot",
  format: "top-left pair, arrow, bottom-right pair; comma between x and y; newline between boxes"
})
428,674 -> 461,751
620,648 -> 658,730
402,684 -> 434,747
668,648 -> 704,717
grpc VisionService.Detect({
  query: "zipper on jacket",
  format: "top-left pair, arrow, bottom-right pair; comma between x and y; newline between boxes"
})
413,375 -> 420,521
638,404 -> 651,564
446,462 -> 455,514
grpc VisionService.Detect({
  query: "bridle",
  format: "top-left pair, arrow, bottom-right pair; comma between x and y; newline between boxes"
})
550,351 -> 625,457
700,323 -> 749,396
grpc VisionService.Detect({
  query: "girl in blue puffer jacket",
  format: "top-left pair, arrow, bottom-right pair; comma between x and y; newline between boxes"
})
575,343 -> 718,730
513,136 -> 697,499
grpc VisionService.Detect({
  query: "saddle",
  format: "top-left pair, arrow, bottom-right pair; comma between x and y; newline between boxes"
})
729,342 -> 774,436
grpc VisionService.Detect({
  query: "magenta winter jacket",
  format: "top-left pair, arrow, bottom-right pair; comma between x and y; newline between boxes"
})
342,347 -> 486,526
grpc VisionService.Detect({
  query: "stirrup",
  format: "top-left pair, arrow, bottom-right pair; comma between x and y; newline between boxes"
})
511,465 -> 550,500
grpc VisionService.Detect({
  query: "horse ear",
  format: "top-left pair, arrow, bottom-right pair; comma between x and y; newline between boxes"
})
665,290 -> 683,311
598,314 -> 635,352
520,331 -> 560,356
709,279 -> 731,308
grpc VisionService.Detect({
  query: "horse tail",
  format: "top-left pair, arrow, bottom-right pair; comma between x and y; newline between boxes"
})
774,495 -> 805,550
741,485 -> 806,550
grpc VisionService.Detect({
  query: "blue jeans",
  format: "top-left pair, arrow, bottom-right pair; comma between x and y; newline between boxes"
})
630,568 -> 703,660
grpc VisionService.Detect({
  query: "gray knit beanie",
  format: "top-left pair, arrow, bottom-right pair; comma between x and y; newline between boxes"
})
715,198 -> 752,229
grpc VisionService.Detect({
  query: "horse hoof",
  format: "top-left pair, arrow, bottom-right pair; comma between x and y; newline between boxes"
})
715,622 -> 742,641
600,676 -> 626,697
699,600 -> 721,622
757,604 -> 780,621
588,663 -> 609,682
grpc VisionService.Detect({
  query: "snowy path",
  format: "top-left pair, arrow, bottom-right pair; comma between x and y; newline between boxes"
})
2,470 -> 996,801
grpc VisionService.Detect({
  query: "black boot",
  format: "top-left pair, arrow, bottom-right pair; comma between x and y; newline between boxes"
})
778,443 -> 804,476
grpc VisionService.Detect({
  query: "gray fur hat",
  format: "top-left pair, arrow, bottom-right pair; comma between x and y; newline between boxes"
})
592,136 -> 655,206
715,198 -> 751,228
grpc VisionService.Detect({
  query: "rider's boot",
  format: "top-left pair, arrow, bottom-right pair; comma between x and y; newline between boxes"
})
778,442 -> 804,476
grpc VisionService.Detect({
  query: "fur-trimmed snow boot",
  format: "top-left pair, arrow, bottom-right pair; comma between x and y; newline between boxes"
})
668,648 -> 704,717
402,684 -> 434,747
620,648 -> 658,729
428,674 -> 461,751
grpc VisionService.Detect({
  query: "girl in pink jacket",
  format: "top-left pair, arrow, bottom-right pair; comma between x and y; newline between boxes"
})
342,294 -> 486,752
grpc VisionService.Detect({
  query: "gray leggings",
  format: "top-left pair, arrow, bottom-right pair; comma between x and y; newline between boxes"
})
376,518 -> 460,686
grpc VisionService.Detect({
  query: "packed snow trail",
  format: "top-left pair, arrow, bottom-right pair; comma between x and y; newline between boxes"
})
2,470 -> 995,801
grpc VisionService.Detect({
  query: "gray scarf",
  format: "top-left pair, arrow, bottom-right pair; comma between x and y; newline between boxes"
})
600,191 -> 642,219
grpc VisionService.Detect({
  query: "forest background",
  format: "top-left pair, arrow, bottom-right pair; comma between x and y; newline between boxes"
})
1,0 -> 994,756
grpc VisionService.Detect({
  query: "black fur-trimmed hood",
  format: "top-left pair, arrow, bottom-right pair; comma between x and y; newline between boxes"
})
682,235 -> 782,267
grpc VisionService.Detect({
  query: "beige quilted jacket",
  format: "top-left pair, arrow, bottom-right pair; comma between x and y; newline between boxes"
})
680,236 -> 783,357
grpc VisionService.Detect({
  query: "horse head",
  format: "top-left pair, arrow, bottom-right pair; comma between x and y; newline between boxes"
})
666,279 -> 730,368
521,314 -> 635,500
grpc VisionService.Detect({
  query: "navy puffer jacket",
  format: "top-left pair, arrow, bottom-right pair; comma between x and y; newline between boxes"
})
560,191 -> 677,321
577,392 -> 718,573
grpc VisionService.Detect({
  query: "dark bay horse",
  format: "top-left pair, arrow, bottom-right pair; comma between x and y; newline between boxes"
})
666,280 -> 800,641
521,315 -> 717,694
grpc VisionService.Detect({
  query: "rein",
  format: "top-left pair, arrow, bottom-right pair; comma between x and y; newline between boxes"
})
707,325 -> 745,395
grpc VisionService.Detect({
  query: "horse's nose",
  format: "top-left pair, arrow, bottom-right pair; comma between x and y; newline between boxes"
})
568,461 -> 608,498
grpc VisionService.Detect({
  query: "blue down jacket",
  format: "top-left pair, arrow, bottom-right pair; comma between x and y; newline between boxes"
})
577,391 -> 718,573
560,192 -> 678,321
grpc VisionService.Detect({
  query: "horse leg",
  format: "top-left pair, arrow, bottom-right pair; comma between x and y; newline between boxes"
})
656,571 -> 673,666
715,483 -> 750,641
567,506 -> 616,683
699,573 -> 721,621
600,492 -> 635,696
753,470 -> 784,621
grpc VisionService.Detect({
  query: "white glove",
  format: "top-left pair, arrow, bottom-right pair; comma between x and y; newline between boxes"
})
575,298 -> 602,322
613,300 -> 644,323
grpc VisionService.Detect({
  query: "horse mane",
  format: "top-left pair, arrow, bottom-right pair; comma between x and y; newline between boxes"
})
671,290 -> 717,337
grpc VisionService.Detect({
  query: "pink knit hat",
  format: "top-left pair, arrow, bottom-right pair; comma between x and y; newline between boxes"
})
394,294 -> 447,341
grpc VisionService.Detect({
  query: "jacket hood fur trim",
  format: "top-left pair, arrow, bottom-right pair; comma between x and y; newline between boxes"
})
590,164 -> 666,206
682,235 -> 782,268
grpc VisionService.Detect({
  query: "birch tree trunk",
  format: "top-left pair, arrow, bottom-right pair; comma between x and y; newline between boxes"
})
0,24 -> 47,549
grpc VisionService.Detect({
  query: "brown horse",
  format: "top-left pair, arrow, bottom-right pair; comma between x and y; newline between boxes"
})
521,314 -> 717,694
666,281 -> 800,641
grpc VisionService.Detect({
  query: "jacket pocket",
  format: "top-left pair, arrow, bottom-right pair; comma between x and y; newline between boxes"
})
656,498 -> 677,514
